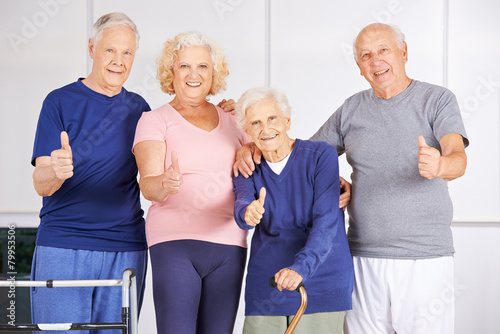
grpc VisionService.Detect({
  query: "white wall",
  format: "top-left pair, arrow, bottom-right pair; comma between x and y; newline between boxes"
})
0,0 -> 499,333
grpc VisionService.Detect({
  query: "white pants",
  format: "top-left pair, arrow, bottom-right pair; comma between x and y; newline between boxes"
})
344,256 -> 455,334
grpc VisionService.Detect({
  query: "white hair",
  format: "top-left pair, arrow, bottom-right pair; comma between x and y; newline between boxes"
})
171,31 -> 225,72
235,87 -> 291,130
353,23 -> 405,61
92,12 -> 140,48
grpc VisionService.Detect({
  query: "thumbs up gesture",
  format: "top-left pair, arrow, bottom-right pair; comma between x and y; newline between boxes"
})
244,187 -> 266,226
417,135 -> 441,179
161,151 -> 183,195
50,131 -> 74,181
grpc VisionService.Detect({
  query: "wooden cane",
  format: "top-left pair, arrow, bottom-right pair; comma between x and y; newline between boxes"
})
269,277 -> 308,334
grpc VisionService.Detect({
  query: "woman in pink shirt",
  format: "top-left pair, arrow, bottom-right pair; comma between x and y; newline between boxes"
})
133,31 -> 247,334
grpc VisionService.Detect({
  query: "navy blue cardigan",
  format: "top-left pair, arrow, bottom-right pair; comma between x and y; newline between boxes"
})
233,139 -> 354,316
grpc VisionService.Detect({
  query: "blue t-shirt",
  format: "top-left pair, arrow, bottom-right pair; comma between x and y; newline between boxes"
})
233,139 -> 353,316
31,79 -> 151,251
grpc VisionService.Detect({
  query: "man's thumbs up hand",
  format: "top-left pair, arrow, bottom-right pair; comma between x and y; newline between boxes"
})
50,131 -> 74,180
60,131 -> 72,153
417,135 -> 441,179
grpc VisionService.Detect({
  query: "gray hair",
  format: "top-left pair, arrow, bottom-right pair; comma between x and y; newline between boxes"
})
235,87 -> 291,130
353,23 -> 405,61
92,12 -> 140,49
170,31 -> 225,72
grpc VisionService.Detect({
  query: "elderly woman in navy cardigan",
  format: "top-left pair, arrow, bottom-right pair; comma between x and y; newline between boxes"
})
233,86 -> 354,334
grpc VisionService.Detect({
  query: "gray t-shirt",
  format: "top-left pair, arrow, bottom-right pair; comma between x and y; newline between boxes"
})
311,80 -> 469,259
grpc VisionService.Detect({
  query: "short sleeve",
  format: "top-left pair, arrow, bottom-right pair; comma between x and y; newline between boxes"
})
31,93 -> 65,166
309,104 -> 345,155
432,89 -> 469,148
132,110 -> 167,151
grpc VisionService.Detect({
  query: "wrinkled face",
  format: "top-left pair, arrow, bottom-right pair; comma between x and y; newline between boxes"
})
244,98 -> 291,154
355,26 -> 408,97
89,25 -> 136,95
172,46 -> 213,101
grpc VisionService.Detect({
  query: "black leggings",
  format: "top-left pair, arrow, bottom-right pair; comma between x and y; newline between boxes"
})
150,240 -> 247,334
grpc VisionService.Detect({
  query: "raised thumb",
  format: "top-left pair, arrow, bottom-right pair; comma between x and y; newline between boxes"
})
418,135 -> 429,148
61,131 -> 71,152
171,150 -> 180,172
258,187 -> 266,206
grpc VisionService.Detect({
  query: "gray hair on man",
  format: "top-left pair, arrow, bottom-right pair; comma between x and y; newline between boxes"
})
235,86 -> 291,130
92,12 -> 140,48
352,23 -> 405,61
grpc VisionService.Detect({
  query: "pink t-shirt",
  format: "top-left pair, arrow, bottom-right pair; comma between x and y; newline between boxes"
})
133,104 -> 248,248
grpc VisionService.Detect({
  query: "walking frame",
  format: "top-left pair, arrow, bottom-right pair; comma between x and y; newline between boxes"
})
0,268 -> 138,333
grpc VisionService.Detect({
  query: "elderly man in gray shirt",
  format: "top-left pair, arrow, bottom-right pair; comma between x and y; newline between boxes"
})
235,23 -> 468,334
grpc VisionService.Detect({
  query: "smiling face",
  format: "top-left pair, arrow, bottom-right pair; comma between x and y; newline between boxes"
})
355,24 -> 410,99
87,25 -> 137,96
172,45 -> 214,103
244,98 -> 292,162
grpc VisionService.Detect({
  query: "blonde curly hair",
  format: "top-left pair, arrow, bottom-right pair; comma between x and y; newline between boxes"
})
156,31 -> 229,96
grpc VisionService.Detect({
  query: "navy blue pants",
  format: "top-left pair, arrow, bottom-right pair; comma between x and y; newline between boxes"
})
30,246 -> 147,334
150,240 -> 247,334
